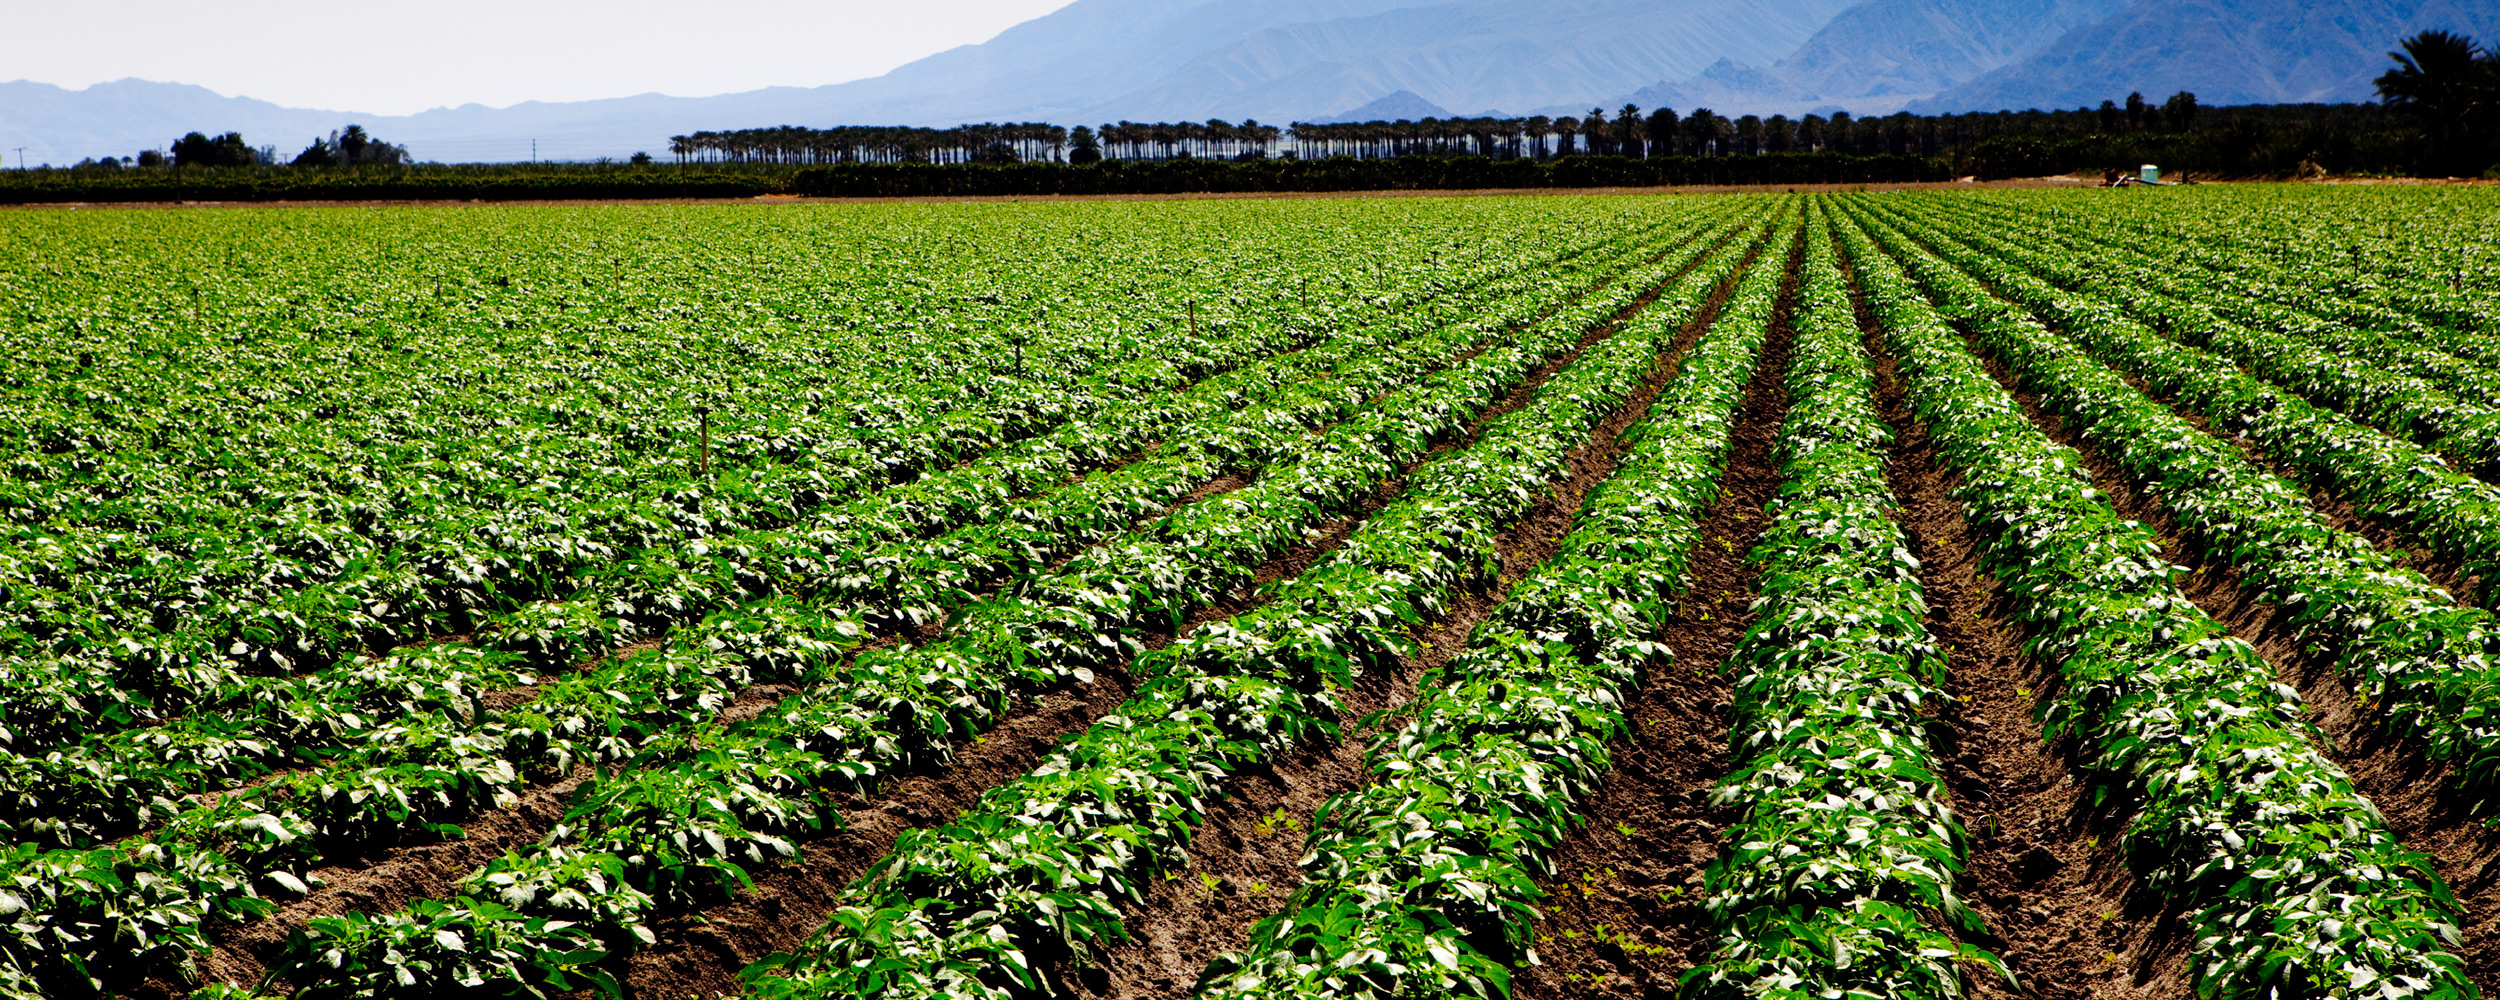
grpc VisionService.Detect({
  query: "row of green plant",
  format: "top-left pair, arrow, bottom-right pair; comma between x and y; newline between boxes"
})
0,209 -> 1701,853
1188,217 -> 1787,1000
0,153 -> 1954,203
9,201 -> 1660,735
1941,195 -> 2500,410
786,154 -> 1952,198
1861,195 -> 2500,603
739,217 -> 1764,1000
203,206 -> 1776,1000
0,167 -> 788,204
1682,205 -> 2002,998
3,203 -> 1624,751
1859,188 -> 2500,801
1838,207 -> 2472,1000
1948,192 -> 2500,361
1890,195 -> 2500,478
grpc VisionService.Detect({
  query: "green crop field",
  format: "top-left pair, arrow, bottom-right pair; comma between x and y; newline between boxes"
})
4,187 -> 2500,1000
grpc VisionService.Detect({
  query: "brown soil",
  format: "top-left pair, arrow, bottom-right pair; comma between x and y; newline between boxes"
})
1516,223 -> 2182,1000
2287,633 -> 2500,996
199,765 -> 597,988
1507,227 -> 1796,999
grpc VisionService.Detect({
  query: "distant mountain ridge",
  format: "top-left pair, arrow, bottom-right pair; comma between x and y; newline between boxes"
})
1913,0 -> 2500,111
1321,91 -> 1454,123
4,0 -> 2494,165
1631,0 -> 2132,117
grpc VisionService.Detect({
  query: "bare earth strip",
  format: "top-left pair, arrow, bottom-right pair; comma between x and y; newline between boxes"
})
1509,228 -> 1797,999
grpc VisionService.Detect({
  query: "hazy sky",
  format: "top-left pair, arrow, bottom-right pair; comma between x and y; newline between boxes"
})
5,0 -> 1082,115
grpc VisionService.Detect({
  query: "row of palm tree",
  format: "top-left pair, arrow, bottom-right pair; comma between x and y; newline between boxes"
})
1088,121 -> 1285,160
669,92 -> 2224,169
1092,108 -> 1944,161
666,124 -> 1070,165
1288,108 -> 1804,159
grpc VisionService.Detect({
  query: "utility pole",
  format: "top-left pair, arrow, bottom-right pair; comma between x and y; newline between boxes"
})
532,139 -> 538,164
11,149 -> 23,171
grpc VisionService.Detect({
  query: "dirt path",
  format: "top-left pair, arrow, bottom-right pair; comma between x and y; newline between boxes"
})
1508,229 -> 1796,999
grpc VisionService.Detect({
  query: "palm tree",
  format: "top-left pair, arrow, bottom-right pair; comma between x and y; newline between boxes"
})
2377,30 -> 2498,175
1647,108 -> 1680,157
1764,114 -> 1793,153
1681,108 -> 1716,156
2163,92 -> 2200,132
1735,115 -> 1763,156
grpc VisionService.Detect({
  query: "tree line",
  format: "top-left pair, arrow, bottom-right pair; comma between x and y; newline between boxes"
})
666,124 -> 1072,165
658,98 -> 2211,172
67,125 -> 413,172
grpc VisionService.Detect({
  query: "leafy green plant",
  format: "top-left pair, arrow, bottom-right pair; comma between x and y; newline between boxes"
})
1837,202 -> 2471,1000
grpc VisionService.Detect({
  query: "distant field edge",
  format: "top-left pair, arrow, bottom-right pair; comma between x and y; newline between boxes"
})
0,153 -> 1954,206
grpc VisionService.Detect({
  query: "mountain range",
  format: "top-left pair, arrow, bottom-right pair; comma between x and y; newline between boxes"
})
5,0 -> 2495,166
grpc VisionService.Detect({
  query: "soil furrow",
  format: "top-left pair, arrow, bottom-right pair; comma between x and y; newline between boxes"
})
1811,230 -> 2173,1000
1060,224 -> 1776,1000
1508,232 -> 1793,1000
1874,341 -> 2180,1000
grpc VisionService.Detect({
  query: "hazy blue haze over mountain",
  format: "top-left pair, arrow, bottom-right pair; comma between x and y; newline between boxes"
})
1631,0 -> 2133,116
1912,0 -> 2500,111
1086,0 -> 1858,123
2,0 -> 2492,165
